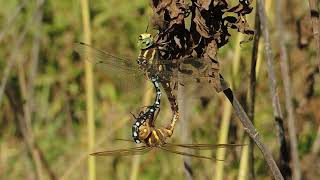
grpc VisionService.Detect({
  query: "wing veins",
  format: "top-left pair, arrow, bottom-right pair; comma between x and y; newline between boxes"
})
159,146 -> 219,161
165,143 -> 244,150
91,146 -> 151,156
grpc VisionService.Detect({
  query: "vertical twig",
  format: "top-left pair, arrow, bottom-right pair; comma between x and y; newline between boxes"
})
80,0 -> 95,180
308,0 -> 320,72
247,5 -> 261,180
275,0 -> 301,180
257,0 -> 291,178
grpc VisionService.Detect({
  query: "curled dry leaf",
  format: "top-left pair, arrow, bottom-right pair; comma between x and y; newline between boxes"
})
193,8 -> 211,38
196,0 -> 212,10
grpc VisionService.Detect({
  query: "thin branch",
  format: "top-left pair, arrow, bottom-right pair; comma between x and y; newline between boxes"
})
275,0 -> 301,179
308,0 -> 320,72
247,5 -> 261,180
221,83 -> 284,180
257,0 -> 291,178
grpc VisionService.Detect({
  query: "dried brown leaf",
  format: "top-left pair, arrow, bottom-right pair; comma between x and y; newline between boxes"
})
193,8 -> 211,38
204,40 -> 218,60
196,0 -> 212,10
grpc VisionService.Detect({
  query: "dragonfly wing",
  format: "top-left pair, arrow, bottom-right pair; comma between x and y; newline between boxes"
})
158,57 -> 229,99
74,42 -> 145,77
74,42 -> 148,94
165,143 -> 245,150
158,146 -> 220,161
91,146 -> 152,156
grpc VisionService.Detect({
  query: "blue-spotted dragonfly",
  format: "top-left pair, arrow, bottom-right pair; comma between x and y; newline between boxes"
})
74,33 -> 229,144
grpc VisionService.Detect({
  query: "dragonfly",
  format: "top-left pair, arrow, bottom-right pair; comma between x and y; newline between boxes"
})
74,33 -> 229,144
91,107 -> 243,160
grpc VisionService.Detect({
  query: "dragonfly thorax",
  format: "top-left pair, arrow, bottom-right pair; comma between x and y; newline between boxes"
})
137,47 -> 159,76
137,33 -> 153,50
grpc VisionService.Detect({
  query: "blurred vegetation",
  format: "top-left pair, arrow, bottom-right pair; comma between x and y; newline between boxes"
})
0,0 -> 319,179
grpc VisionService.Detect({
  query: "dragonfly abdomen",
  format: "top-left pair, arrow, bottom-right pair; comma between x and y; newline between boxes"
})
145,127 -> 172,146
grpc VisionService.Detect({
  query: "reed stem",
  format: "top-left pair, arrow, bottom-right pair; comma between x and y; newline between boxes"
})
80,0 -> 95,179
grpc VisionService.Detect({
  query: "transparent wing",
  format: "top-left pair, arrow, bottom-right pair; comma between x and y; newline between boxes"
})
159,146 -> 221,161
156,58 -> 229,103
74,42 -> 145,77
73,42 -> 148,93
165,143 -> 244,150
90,146 -> 151,156
166,57 -> 229,93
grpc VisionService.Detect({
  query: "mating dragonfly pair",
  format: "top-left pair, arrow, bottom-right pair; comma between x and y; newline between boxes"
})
74,33 -> 236,159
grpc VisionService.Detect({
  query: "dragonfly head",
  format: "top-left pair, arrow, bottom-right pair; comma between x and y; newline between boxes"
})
137,33 -> 153,50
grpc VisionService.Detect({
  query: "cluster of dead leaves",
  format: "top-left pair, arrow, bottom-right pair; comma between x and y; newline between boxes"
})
151,0 -> 254,58
150,0 -> 254,92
